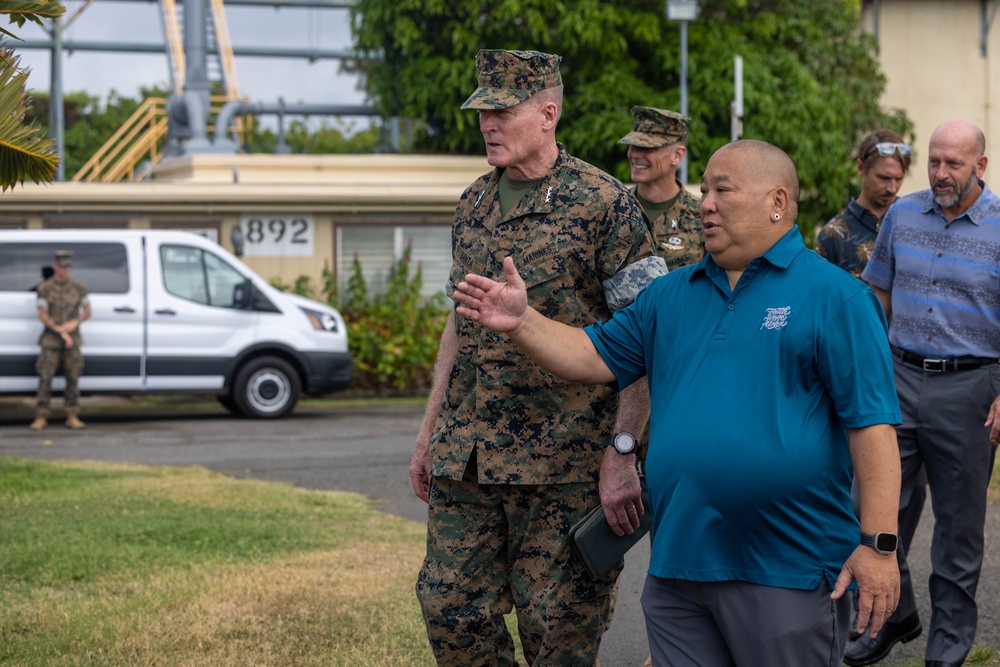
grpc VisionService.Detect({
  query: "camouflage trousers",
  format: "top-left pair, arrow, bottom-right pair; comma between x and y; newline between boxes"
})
416,460 -> 621,666
35,345 -> 85,418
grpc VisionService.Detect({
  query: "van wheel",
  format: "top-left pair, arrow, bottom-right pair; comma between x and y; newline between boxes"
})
232,356 -> 300,419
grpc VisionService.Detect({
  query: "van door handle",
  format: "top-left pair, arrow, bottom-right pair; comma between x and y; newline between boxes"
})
113,306 -> 136,313
154,308 -> 177,316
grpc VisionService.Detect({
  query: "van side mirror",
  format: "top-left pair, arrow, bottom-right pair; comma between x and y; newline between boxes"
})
233,279 -> 254,309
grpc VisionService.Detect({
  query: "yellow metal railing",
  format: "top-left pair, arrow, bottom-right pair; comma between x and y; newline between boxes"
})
75,0 -> 248,182
72,98 -> 168,183
210,0 -> 240,102
161,0 -> 185,94
72,96 -> 253,183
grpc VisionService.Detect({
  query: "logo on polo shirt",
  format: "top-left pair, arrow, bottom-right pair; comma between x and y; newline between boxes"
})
761,306 -> 791,330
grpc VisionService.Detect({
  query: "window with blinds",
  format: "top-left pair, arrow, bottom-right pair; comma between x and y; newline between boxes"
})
337,225 -> 451,301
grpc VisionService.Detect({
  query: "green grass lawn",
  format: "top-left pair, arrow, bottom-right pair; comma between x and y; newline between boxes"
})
1,407 -> 997,667
0,457 -> 436,667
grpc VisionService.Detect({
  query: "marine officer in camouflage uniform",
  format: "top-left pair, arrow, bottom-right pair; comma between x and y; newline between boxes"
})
409,49 -> 667,666
30,250 -> 91,431
619,106 -> 704,270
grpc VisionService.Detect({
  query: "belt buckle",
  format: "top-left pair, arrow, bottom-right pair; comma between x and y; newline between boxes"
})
922,358 -> 948,372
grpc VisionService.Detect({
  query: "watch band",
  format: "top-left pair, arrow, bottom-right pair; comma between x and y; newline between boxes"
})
860,531 -> 898,555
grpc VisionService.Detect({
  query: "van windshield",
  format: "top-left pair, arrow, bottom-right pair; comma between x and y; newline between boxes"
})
161,245 -> 247,308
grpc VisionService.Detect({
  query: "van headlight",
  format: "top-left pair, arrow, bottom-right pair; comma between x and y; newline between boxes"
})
300,307 -> 339,333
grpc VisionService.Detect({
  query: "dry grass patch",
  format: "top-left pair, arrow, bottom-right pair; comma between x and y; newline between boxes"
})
0,457 -> 434,666
86,543 -> 434,667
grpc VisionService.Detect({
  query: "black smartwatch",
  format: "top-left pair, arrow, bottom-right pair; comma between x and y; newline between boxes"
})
612,432 -> 637,455
861,532 -> 898,555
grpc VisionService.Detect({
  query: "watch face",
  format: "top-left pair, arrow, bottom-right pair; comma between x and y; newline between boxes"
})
614,433 -> 636,454
875,532 -> 898,553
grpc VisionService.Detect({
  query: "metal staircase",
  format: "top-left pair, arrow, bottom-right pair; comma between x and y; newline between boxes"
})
161,0 -> 186,94
209,0 -> 241,102
72,0 -> 247,182
72,98 -> 169,183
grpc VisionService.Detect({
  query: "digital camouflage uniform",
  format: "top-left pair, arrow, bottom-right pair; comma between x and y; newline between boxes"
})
36,276 -> 89,418
619,107 -> 705,271
639,180 -> 705,271
417,49 -> 666,667
815,198 -> 882,279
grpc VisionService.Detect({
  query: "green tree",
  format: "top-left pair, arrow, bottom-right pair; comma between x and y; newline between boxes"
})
243,117 -> 383,155
26,88 -> 150,178
0,0 -> 65,190
349,0 -> 911,227
26,87 -> 385,175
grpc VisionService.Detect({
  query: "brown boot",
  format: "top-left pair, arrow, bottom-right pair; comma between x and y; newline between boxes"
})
29,417 -> 48,431
642,657 -> 653,667
65,414 -> 86,430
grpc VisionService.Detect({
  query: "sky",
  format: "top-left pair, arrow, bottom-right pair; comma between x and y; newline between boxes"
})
11,0 -> 370,128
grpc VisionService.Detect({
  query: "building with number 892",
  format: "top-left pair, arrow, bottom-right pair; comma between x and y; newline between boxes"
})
0,153 -> 490,302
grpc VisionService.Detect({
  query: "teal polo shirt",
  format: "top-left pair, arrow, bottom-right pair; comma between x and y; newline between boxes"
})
585,227 -> 900,591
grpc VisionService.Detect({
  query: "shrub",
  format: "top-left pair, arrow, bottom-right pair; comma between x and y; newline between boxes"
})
271,249 -> 450,396
338,247 -> 450,395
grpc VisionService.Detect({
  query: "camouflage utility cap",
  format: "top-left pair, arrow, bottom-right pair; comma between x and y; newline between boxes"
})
461,49 -> 562,110
54,250 -> 73,267
619,107 -> 690,147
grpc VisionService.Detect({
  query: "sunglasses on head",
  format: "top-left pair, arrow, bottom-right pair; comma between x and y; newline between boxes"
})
864,142 -> 912,160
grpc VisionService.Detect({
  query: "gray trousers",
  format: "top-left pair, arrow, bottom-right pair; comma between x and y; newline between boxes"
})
890,359 -> 999,665
641,576 -> 850,667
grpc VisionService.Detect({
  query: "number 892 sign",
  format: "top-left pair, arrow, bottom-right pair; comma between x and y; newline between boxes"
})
239,214 -> 314,256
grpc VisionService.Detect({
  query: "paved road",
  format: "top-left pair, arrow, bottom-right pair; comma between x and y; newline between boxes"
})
0,401 -> 997,665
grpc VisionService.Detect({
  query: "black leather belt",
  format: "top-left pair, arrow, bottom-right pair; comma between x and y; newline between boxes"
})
892,346 -> 1000,373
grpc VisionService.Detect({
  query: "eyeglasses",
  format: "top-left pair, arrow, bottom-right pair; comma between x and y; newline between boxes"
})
864,142 -> 912,160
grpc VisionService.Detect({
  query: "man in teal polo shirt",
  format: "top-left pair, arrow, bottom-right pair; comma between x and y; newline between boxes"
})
452,139 -> 903,666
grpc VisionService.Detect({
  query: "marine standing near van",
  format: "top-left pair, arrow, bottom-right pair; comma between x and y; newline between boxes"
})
30,250 -> 90,431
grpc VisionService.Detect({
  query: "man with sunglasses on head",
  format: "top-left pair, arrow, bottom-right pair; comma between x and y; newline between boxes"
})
847,119 -> 1000,667
816,130 -> 911,278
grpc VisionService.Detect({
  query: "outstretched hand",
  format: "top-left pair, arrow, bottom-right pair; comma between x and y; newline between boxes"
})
454,256 -> 529,333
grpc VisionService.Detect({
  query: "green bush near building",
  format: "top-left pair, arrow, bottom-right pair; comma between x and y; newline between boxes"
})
272,248 -> 450,397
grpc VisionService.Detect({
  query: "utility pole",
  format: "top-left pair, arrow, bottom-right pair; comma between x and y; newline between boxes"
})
666,0 -> 699,185
730,55 -> 743,142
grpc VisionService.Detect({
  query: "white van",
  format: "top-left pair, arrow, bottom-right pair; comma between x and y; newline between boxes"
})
0,230 -> 352,418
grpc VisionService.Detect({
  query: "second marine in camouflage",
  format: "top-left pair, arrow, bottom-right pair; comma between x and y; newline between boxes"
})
619,106 -> 705,270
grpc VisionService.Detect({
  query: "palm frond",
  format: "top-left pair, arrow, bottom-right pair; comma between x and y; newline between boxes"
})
1,0 -> 66,29
0,49 -> 58,190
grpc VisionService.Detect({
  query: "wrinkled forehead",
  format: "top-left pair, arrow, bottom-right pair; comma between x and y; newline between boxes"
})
929,130 -> 980,160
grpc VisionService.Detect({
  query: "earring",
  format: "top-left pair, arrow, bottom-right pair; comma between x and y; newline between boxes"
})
773,213 -> 780,221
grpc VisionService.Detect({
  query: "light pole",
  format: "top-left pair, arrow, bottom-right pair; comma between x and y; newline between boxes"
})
666,0 -> 698,185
